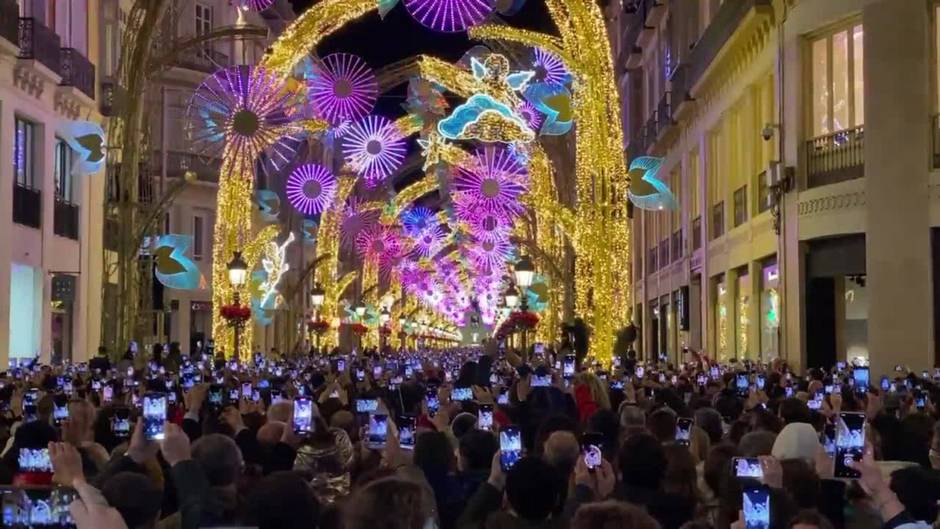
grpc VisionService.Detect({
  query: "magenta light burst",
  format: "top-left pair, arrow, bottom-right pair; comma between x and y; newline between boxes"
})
285,163 -> 337,216
342,115 -> 407,185
412,225 -> 446,258
400,206 -> 437,236
532,48 -> 571,86
404,0 -> 495,33
232,0 -> 274,11
466,237 -> 514,275
466,210 -> 513,243
516,100 -> 544,132
187,65 -> 300,167
356,226 -> 402,263
309,53 -> 378,125
453,146 -> 528,218
341,197 -> 381,251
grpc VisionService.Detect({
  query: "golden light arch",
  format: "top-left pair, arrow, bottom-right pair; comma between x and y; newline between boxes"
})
212,0 -> 632,360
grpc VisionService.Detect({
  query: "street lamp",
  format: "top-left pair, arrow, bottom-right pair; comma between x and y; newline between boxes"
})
513,255 -> 535,290
504,285 -> 520,309
227,251 -> 248,358
380,307 -> 390,324
309,283 -> 326,355
355,303 -> 366,318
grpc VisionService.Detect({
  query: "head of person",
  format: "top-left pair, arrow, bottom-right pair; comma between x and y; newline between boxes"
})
619,403 -> 646,431
788,510 -> 835,529
101,472 -> 163,529
97,346 -> 108,357
257,421 -> 287,446
571,500 -> 660,529
619,433 -> 667,490
778,398 -> 812,425
344,477 -> 431,529
780,458 -> 821,509
268,401 -> 293,424
542,430 -> 580,478
573,372 -> 611,410
703,443 -> 736,499
191,433 -> 244,487
586,409 -> 619,456
457,429 -> 498,473
533,414 -> 580,455
930,420 -> 940,470
693,407 -> 723,444
505,457 -> 562,522
662,443 -> 698,502
413,430 -> 454,476
738,430 -> 777,457
896,413 -> 935,467
889,466 -> 940,523
450,412 -> 478,439
647,408 -> 677,444
771,423 -> 819,463
244,471 -> 321,529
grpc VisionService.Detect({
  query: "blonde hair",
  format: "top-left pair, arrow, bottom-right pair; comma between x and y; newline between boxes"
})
573,372 -> 611,410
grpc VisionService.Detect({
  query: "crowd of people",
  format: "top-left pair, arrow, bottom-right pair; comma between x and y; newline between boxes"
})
0,341 -> 938,529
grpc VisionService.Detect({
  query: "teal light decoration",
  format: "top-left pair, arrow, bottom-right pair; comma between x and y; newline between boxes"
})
250,270 -> 275,326
58,120 -> 106,176
437,93 -> 534,143
469,57 -> 534,92
523,83 -> 573,136
377,0 -> 399,18
303,219 -> 318,245
626,156 -> 678,211
152,234 -> 201,290
256,189 -> 281,223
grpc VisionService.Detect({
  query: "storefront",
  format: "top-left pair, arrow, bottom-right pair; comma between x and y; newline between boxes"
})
51,275 -> 76,364
760,262 -> 780,360
715,275 -> 730,361
736,269 -> 751,360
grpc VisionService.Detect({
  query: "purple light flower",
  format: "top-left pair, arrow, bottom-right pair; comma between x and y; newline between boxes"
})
340,197 -> 381,251
232,0 -> 274,11
400,206 -> 437,236
187,66 -> 300,168
412,225 -> 447,258
285,163 -> 337,215
516,100 -> 544,132
342,115 -> 407,185
466,210 -> 513,243
532,48 -> 571,86
453,146 -> 528,218
356,226 -> 402,263
404,0 -> 495,33
466,236 -> 514,275
308,53 -> 378,124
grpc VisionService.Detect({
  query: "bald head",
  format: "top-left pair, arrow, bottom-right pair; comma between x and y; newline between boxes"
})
543,431 -> 579,474
258,421 -> 287,446
267,401 -> 293,424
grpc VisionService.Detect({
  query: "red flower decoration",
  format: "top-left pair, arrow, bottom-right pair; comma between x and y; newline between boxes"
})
343,322 -> 369,336
308,319 -> 331,334
220,304 -> 251,323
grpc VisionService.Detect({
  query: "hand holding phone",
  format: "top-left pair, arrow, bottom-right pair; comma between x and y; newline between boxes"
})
478,404 -> 494,430
834,412 -> 865,478
143,393 -> 168,441
367,413 -> 389,449
742,486 -> 771,529
499,426 -> 521,471
293,398 -> 314,435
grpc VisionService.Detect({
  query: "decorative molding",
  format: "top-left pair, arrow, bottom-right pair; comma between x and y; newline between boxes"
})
797,190 -> 866,216
12,64 -> 45,99
54,88 -> 84,120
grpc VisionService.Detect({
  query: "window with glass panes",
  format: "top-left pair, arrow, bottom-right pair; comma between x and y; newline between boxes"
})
54,138 -> 73,202
14,118 -> 35,188
810,23 -> 864,137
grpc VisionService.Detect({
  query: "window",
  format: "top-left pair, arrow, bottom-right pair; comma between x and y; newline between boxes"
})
193,215 -> 204,260
711,202 -> 725,240
810,23 -> 864,137
54,138 -> 73,202
195,4 -> 212,35
54,0 -> 88,53
733,185 -> 748,227
14,118 -> 36,188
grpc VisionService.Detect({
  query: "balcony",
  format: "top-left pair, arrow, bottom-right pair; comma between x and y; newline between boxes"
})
668,64 -> 694,118
13,184 -> 41,228
687,0 -> 772,92
176,47 -> 230,74
107,162 -> 155,204
60,48 -> 95,100
691,216 -> 702,251
655,91 -> 674,138
18,18 -> 61,75
0,0 -> 18,50
619,0 -> 660,69
805,125 -> 864,188
153,150 -> 221,184
53,200 -> 79,240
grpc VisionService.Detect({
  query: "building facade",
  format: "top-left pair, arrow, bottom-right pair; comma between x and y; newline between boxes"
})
609,0 -> 939,375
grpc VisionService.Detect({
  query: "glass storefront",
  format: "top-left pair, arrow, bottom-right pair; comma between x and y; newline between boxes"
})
736,271 -> 751,360
9,263 -> 42,363
760,264 -> 780,360
716,277 -> 730,361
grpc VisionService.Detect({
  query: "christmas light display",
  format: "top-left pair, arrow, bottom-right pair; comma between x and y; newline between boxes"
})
438,94 -> 534,143
308,53 -> 378,124
515,100 -> 544,133
532,48 -> 571,86
152,235 -> 201,291
403,0 -> 494,33
342,115 -> 407,184
285,163 -> 339,215
626,156 -> 677,211
232,0 -> 275,11
452,146 -> 528,219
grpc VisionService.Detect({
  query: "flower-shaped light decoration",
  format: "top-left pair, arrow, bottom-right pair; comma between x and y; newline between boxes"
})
340,197 -> 381,251
532,48 -> 571,86
342,115 -> 407,185
285,163 -> 338,216
404,0 -> 495,33
466,236 -> 514,275
355,226 -> 402,264
187,66 -> 300,168
516,100 -> 544,132
412,224 -> 447,258
400,206 -> 437,237
308,53 -> 378,125
232,0 -> 275,10
453,146 -> 528,219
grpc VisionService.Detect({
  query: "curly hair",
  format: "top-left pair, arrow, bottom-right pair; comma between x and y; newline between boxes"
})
572,500 -> 661,529
344,477 -> 431,529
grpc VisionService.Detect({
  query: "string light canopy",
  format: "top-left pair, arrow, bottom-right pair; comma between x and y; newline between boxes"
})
342,115 -> 407,185
403,0 -> 495,33
285,163 -> 338,216
532,48 -> 572,86
308,53 -> 378,125
232,0 -> 274,10
453,146 -> 528,219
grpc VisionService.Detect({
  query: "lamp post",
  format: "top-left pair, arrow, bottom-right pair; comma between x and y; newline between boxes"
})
227,251 -> 248,359
310,283 -> 325,354
379,307 -> 390,350
513,256 -> 535,358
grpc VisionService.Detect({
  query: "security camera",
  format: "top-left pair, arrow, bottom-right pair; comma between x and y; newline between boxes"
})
762,123 -> 779,142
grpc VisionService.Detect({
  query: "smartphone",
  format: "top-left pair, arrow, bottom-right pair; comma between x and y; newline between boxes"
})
398,415 -> 416,450
355,369 -> 366,382
756,375 -> 765,388
736,373 -> 749,395
425,391 -> 440,417
497,388 -> 509,405
808,395 -> 822,410
563,355 -> 576,379
499,426 -> 522,471
610,379 -> 624,390
581,432 -> 604,471
733,457 -> 763,478
208,385 -> 223,408
242,382 -> 252,398
17,448 -> 52,473
915,392 -> 926,410
0,486 -> 76,528
852,367 -> 869,393
142,393 -> 168,441
52,395 -> 69,425
478,404 -> 494,430
293,398 -> 314,435
835,412 -> 865,478
636,366 -> 645,378
452,386 -> 473,401
228,388 -> 239,402
675,417 -> 693,446
372,365 -> 383,379
356,398 -> 379,414
743,486 -> 771,529
336,359 -> 346,372
784,386 -> 794,398
822,423 -> 836,456
111,407 -> 131,439
367,413 -> 389,449
251,389 -> 260,402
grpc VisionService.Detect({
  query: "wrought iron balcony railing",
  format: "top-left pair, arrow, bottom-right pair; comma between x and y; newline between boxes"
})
18,18 -> 60,74
60,47 -> 95,99
13,183 -> 41,228
53,200 -> 79,240
805,125 -> 864,188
